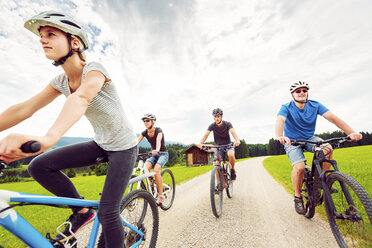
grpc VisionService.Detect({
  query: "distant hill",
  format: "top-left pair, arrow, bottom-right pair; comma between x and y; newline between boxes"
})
54,137 -> 93,147
54,136 -> 185,148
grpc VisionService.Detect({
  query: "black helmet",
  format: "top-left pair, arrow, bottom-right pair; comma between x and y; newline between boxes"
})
212,108 -> 223,116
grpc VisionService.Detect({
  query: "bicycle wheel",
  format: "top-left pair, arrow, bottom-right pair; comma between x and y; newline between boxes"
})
324,171 -> 372,248
97,189 -> 159,248
225,162 -> 233,198
210,165 -> 223,218
159,169 -> 176,210
301,167 -> 315,219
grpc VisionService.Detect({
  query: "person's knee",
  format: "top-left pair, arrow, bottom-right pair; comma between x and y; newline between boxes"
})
154,165 -> 162,174
146,162 -> 153,171
292,162 -> 305,174
28,157 -> 45,177
321,143 -> 333,157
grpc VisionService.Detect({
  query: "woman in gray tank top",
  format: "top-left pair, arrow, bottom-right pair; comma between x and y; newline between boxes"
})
0,11 -> 136,247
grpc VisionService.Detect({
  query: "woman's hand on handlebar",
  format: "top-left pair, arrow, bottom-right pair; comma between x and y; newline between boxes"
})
0,133 -> 49,163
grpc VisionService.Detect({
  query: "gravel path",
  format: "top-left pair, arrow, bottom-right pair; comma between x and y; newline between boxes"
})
156,157 -> 338,248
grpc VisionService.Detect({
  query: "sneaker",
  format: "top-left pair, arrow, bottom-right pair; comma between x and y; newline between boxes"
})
215,184 -> 223,193
54,209 -> 96,242
231,169 -> 236,180
294,196 -> 306,215
156,195 -> 165,206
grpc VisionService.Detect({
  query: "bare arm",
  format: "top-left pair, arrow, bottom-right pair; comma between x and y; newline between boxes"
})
137,134 -> 144,144
154,132 -> 163,154
229,128 -> 240,147
322,111 -> 362,141
0,84 -> 61,131
198,130 -> 211,149
43,71 -> 106,147
275,115 -> 291,145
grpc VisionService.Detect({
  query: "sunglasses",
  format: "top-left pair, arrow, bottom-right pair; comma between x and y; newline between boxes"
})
295,89 -> 308,94
143,119 -> 151,123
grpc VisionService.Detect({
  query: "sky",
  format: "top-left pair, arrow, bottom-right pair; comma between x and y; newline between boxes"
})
0,0 -> 371,145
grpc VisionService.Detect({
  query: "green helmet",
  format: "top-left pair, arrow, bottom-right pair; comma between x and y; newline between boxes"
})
24,10 -> 89,50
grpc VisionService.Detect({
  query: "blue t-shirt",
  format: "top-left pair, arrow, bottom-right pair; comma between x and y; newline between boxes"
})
277,100 -> 329,139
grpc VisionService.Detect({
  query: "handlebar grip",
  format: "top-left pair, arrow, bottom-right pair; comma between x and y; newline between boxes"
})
20,141 -> 41,153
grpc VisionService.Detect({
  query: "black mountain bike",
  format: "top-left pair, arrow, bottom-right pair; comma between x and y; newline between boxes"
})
202,144 -> 234,218
291,137 -> 372,247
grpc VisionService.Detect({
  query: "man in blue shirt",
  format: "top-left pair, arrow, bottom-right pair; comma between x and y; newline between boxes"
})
275,81 -> 362,215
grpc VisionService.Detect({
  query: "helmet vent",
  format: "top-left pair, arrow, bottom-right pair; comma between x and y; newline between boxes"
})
61,20 -> 81,29
47,13 -> 65,17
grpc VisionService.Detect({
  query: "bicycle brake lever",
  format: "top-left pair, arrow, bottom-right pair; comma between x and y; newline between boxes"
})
0,162 -> 7,177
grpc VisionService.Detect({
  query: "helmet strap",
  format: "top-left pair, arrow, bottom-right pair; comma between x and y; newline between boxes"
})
52,34 -> 82,67
292,94 -> 308,104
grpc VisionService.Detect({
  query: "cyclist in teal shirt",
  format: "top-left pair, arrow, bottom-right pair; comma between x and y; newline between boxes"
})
275,81 -> 362,215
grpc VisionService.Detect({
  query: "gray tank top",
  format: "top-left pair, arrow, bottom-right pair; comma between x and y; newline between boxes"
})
50,62 -> 137,151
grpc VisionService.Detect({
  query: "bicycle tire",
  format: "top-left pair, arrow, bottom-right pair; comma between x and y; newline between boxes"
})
301,167 -> 315,219
225,162 -> 233,198
324,171 -> 372,248
159,169 -> 176,210
97,189 -> 159,248
210,165 -> 223,218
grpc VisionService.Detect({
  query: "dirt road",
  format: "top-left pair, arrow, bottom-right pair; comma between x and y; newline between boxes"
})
156,157 -> 338,248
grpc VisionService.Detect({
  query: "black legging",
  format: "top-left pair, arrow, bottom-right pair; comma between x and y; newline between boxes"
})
28,141 -> 136,248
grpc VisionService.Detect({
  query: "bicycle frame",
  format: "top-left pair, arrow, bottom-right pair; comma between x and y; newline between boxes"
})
210,144 -> 233,187
311,148 -> 356,220
130,156 -> 156,193
295,138 -> 357,220
0,175 -> 148,248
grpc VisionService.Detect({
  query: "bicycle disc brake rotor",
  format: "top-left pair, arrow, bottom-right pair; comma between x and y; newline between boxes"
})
345,205 -> 364,233
125,224 -> 146,247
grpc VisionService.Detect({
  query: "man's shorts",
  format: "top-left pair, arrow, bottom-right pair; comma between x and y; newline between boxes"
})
214,146 -> 235,161
146,152 -> 169,167
284,136 -> 323,166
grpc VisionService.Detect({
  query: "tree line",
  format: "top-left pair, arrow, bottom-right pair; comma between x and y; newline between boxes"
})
2,130 -> 371,183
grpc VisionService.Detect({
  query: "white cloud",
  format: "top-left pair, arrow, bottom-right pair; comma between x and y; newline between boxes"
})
1,0 -> 371,145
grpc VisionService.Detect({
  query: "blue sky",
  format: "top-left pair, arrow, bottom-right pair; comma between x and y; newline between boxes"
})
1,0 -> 371,145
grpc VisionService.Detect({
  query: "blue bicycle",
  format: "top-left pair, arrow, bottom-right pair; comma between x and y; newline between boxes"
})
0,142 -> 159,248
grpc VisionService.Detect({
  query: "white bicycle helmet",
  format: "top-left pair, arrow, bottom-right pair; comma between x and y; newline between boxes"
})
141,113 -> 156,121
24,11 -> 88,66
24,10 -> 89,49
290,81 -> 310,93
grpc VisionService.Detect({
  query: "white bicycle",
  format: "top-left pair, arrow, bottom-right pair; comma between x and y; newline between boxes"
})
129,153 -> 176,210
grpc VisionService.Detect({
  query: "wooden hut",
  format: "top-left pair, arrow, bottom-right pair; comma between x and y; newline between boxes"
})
181,144 -> 214,167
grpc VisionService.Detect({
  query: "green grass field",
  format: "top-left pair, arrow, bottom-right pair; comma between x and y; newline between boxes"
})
0,159 -> 250,247
263,145 -> 372,247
